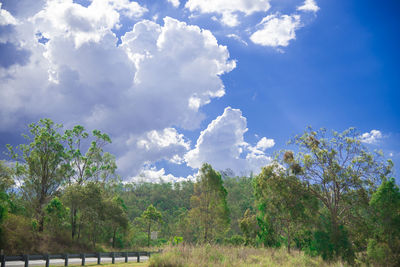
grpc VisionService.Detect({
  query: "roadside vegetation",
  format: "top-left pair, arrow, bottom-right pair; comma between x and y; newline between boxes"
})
149,245 -> 343,267
1,119 -> 399,266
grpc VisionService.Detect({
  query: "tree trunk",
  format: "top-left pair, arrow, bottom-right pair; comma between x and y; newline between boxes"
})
112,227 -> 117,248
78,222 -> 81,240
38,214 -> 44,232
330,212 -> 340,256
71,208 -> 77,239
147,220 -> 151,247
287,224 -> 291,254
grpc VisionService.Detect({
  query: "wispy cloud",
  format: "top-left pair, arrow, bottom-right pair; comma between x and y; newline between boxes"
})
360,130 -> 383,144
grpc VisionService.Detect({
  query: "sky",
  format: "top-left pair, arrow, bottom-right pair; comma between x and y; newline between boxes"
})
0,0 -> 399,183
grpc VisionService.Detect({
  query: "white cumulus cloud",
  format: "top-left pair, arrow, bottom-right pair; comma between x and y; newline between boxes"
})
116,127 -> 190,175
127,165 -> 196,183
297,0 -> 320,13
185,0 -> 271,27
256,137 -> 275,150
0,3 -> 18,25
360,130 -> 383,144
167,0 -> 180,8
185,107 -> 272,176
33,0 -> 147,47
0,0 -> 236,179
250,14 -> 301,47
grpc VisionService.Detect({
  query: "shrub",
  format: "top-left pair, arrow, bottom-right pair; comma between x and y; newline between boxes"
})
1,214 -> 36,254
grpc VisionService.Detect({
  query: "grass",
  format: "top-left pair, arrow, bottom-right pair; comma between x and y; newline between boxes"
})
149,245 -> 346,267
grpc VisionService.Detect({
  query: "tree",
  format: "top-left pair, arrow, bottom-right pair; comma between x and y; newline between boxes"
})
0,161 -> 14,225
142,204 -> 162,247
7,119 -> 68,232
189,163 -> 230,243
224,176 -> 255,235
239,209 -> 259,246
0,161 -> 14,192
368,178 -> 400,266
78,182 -> 105,247
64,126 -> 116,185
45,197 -> 68,233
63,125 -> 116,239
287,127 -> 392,261
104,196 -> 129,248
254,163 -> 318,253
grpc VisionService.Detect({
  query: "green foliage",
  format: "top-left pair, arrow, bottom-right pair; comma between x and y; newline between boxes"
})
239,209 -> 259,246
255,203 -> 280,248
368,178 -> 400,266
0,160 -> 14,192
142,204 -> 163,246
367,239 -> 390,265
63,125 -> 116,185
7,119 -> 68,232
223,176 -> 255,235
46,197 -> 67,219
1,214 -> 36,254
0,191 -> 9,224
286,127 -> 392,263
254,163 -> 318,253
2,119 -> 400,267
225,235 -> 245,246
170,236 -> 183,246
309,221 -> 353,262
189,163 -> 230,243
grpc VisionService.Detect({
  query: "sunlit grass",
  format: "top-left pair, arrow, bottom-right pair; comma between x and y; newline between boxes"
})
149,245 -> 346,267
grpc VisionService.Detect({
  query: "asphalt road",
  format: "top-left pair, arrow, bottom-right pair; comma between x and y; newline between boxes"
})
4,256 -> 149,267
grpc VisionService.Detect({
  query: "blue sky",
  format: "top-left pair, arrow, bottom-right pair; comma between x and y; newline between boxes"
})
0,0 -> 399,182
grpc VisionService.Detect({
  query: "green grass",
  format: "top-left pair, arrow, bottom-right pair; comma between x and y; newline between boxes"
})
149,245 -> 346,267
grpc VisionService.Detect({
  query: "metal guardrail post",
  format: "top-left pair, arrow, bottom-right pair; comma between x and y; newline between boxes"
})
136,252 -> 140,263
45,254 -> 49,267
111,252 -> 115,264
64,254 -> 68,266
97,253 -> 101,265
1,254 -> 5,267
124,252 -> 128,263
81,254 -> 85,266
23,255 -> 29,267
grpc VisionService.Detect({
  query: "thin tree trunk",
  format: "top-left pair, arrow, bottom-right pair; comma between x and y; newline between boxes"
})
38,214 -> 45,232
147,220 -> 151,247
287,223 -> 291,254
71,208 -> 77,239
112,227 -> 117,248
78,222 -> 81,240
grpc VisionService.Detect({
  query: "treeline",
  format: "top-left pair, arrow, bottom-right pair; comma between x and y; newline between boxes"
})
0,120 -> 399,266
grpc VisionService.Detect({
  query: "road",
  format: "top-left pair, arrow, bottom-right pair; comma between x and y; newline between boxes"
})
4,256 -> 149,267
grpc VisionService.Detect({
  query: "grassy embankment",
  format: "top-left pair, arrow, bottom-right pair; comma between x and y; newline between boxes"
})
149,245 -> 346,267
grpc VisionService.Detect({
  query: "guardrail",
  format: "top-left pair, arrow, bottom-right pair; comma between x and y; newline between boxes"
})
0,251 -> 155,267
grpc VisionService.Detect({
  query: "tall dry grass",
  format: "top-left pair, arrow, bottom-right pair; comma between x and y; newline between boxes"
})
149,245 -> 345,267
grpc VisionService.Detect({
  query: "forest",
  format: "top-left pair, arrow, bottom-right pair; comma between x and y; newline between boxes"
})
0,119 -> 399,266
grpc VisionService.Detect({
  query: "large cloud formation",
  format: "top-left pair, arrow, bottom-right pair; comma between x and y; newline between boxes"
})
0,0 -> 236,178
1,0 -> 314,181
185,107 -> 273,176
